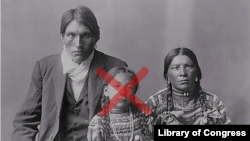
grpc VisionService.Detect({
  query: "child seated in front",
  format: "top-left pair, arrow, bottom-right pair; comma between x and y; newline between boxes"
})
87,66 -> 153,141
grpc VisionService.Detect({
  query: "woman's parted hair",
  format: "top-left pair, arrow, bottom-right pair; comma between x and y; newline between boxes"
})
163,47 -> 202,81
60,5 -> 100,42
100,66 -> 139,108
163,48 -> 202,95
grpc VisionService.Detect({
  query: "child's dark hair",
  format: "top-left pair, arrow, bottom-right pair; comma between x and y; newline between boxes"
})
100,66 -> 139,108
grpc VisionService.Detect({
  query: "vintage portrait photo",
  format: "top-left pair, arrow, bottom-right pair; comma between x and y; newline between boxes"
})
1,0 -> 250,141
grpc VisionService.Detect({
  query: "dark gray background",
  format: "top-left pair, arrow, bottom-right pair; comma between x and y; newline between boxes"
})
2,0 -> 250,140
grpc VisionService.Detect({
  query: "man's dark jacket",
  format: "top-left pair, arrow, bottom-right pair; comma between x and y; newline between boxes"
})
12,50 -> 127,141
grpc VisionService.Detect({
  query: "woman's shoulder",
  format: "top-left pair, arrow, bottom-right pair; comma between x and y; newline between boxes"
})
199,88 -> 220,102
146,88 -> 168,106
198,88 -> 226,110
149,88 -> 168,100
198,88 -> 231,124
146,88 -> 168,100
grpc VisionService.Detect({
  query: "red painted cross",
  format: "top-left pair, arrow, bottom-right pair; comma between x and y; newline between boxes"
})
96,67 -> 152,117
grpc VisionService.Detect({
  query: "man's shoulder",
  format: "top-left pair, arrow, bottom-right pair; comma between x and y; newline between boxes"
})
35,53 -> 61,71
37,53 -> 60,65
39,53 -> 61,63
95,50 -> 125,62
95,50 -> 127,66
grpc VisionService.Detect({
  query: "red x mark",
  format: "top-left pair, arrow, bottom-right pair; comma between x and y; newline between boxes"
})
96,67 -> 152,117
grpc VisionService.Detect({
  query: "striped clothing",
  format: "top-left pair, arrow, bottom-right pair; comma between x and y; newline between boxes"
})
87,104 -> 153,141
146,88 -> 231,125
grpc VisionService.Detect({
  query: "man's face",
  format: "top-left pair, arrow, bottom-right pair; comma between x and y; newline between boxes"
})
62,20 -> 97,64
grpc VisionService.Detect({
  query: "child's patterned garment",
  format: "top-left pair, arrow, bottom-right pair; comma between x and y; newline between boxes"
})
146,88 -> 231,126
87,104 -> 154,141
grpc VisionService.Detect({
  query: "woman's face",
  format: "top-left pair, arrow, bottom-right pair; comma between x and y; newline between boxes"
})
167,55 -> 197,92
104,72 -> 136,109
61,20 -> 97,64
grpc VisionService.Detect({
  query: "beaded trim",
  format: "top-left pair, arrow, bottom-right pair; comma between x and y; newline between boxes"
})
172,89 -> 194,96
109,106 -> 134,141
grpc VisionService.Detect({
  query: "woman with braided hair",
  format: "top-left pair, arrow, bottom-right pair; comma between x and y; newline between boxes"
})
87,66 -> 153,141
146,48 -> 231,126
